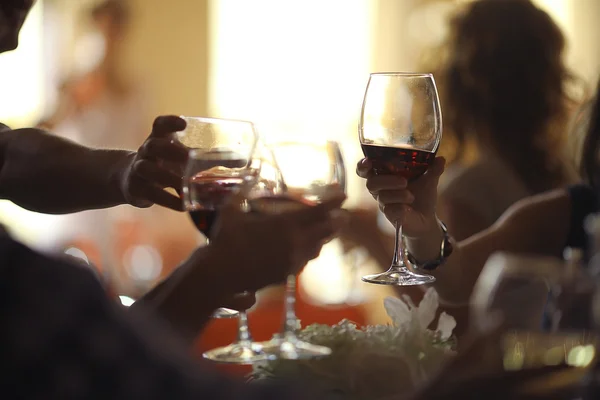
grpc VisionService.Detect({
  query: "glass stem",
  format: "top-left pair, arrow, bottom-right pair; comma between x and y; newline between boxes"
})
235,311 -> 253,344
391,221 -> 407,270
283,274 -> 299,335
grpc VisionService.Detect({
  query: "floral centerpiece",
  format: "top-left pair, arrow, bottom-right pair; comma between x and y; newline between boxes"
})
251,288 -> 457,400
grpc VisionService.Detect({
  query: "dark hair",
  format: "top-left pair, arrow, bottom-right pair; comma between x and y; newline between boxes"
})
581,82 -> 600,188
90,0 -> 130,28
424,0 -> 579,193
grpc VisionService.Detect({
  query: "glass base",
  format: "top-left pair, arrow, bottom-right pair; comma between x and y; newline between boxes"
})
203,341 -> 268,364
362,266 -> 435,286
212,307 -> 240,319
258,335 -> 332,360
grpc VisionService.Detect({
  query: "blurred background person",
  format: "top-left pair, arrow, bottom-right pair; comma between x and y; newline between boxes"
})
422,0 -> 583,241
38,0 -> 146,150
34,0 -> 197,303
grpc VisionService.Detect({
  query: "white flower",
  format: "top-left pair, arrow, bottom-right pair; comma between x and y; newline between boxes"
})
437,312 -> 457,341
384,287 -> 456,339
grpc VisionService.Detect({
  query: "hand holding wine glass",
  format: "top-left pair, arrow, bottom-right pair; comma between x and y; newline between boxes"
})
210,188 -> 347,292
356,156 -> 445,237
200,161 -> 345,365
357,72 -> 443,286
120,115 -> 190,210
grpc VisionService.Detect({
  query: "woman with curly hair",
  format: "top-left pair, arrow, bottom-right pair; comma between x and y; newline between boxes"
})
425,0 -> 582,240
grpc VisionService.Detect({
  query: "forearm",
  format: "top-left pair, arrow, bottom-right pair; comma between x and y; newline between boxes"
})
404,192 -> 569,305
0,128 -> 132,213
130,248 -> 234,345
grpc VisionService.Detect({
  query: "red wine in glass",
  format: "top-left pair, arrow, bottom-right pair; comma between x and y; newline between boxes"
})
187,173 -> 245,237
361,143 -> 435,181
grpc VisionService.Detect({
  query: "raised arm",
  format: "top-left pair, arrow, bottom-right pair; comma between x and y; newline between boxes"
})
411,190 -> 570,304
130,193 -> 346,344
0,116 -> 187,214
357,157 -> 571,305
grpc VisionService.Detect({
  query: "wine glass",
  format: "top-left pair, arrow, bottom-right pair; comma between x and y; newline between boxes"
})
359,72 -> 442,286
180,116 -> 258,319
471,251 -> 598,374
254,140 -> 346,360
200,142 -> 285,364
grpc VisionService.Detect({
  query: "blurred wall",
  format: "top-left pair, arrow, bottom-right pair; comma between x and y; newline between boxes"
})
567,0 -> 600,85
122,0 -> 210,120
49,0 -> 210,123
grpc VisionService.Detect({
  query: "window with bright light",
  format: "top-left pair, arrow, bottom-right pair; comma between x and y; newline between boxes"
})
209,0 -> 373,304
209,0 -> 372,207
0,1 -> 45,127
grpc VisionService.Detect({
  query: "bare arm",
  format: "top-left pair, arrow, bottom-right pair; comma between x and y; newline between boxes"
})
0,116 -> 187,214
406,189 -> 571,304
130,192 -> 347,345
129,247 -> 235,344
0,128 -> 133,213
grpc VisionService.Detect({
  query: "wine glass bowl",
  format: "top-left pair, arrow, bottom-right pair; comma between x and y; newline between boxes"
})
183,149 -> 257,236
269,140 -> 346,202
359,72 -> 442,286
359,73 -> 440,181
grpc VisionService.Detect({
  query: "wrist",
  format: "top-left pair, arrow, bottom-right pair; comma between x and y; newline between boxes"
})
142,247 -> 235,343
404,216 -> 445,263
405,218 -> 453,271
107,150 -> 137,206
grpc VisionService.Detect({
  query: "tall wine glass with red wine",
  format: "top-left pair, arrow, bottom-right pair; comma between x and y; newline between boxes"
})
200,143 -> 285,365
359,73 -> 442,286
253,140 -> 346,360
181,117 -> 259,319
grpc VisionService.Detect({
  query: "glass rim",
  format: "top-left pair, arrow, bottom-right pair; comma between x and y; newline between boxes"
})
267,139 -> 341,148
188,147 -> 254,160
179,115 -> 256,127
369,72 -> 433,78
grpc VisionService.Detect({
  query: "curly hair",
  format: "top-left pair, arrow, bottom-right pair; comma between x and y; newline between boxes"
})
422,0 -> 581,193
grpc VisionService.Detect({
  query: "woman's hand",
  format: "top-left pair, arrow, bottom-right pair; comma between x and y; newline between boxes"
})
356,157 -> 445,238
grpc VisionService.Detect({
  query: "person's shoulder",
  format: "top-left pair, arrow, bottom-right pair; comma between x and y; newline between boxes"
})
0,233 -> 107,306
